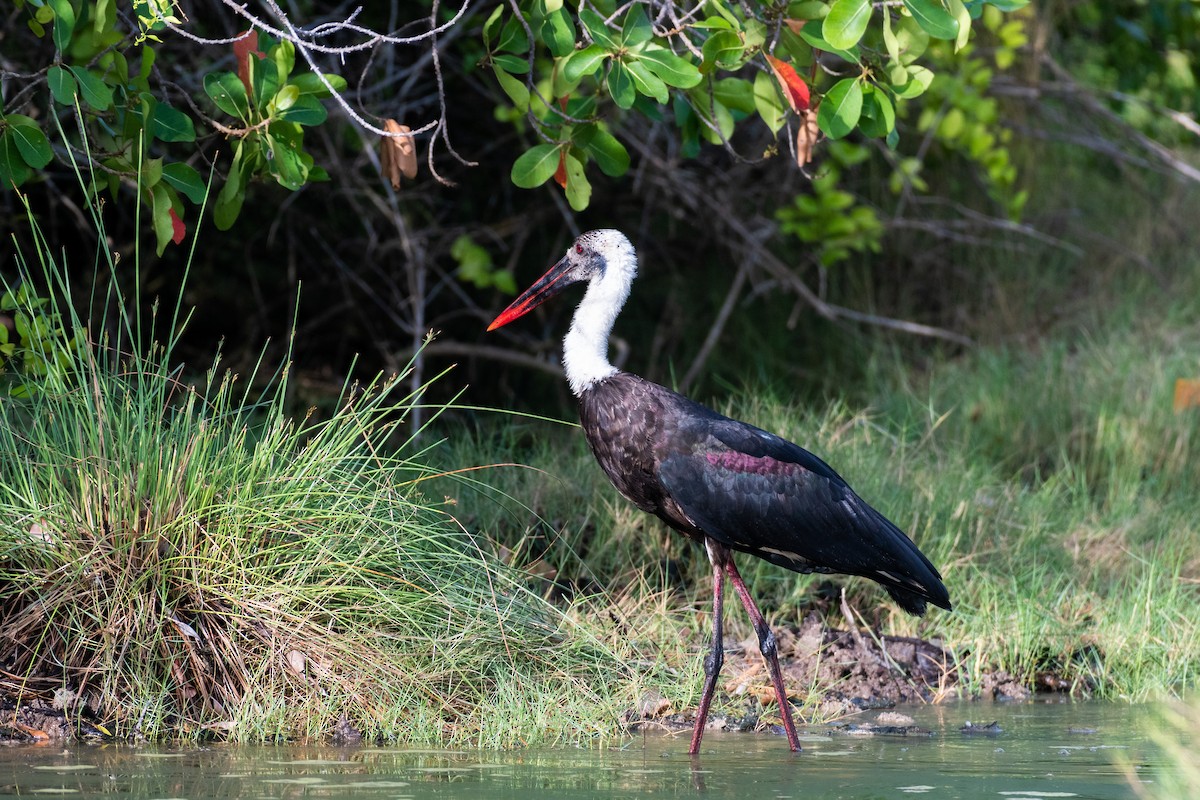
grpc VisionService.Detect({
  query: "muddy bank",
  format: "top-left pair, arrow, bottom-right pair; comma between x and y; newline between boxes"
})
0,613 -> 1036,744
627,612 -> 1033,738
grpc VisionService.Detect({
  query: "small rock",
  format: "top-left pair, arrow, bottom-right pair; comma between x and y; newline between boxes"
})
330,715 -> 363,745
636,689 -> 671,718
876,711 -> 915,726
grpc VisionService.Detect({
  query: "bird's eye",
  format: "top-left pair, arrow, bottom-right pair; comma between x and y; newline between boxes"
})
575,244 -> 584,254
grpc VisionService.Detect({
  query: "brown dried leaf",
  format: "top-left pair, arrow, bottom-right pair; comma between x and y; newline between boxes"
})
234,30 -> 265,95
1174,378 -> 1200,411
285,649 -> 307,675
796,108 -> 819,167
380,119 -> 417,189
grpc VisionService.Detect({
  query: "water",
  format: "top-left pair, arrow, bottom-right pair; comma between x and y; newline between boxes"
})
0,702 -> 1169,799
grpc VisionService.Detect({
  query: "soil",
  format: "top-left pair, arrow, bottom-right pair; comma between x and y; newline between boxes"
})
626,612 -> 1033,738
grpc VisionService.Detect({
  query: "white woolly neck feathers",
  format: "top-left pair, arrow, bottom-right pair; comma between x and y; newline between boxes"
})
562,230 -> 638,397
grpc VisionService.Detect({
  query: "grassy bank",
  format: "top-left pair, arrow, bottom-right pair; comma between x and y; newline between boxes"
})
0,195 -> 660,746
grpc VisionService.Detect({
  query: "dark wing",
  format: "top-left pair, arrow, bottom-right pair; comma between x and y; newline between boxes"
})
657,411 -> 950,615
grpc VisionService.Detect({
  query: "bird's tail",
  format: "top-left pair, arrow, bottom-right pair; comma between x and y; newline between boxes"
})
868,512 -> 952,616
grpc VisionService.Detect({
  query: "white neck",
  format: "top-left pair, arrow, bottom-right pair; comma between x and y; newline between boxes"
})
562,248 -> 636,396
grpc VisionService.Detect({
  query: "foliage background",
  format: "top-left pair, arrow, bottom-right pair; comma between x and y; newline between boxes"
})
2,0 -> 1193,423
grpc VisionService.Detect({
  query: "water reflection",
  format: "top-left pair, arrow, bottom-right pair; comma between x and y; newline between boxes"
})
0,702 -> 1166,799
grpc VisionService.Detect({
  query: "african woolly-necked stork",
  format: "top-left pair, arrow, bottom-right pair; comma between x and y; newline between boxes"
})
488,229 -> 951,754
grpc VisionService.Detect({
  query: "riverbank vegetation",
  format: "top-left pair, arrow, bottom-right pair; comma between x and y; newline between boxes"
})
0,196 -> 661,745
1,0 -> 1197,748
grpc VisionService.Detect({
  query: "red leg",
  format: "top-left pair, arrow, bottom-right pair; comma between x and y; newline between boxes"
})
690,540 -> 727,755
725,555 -> 802,752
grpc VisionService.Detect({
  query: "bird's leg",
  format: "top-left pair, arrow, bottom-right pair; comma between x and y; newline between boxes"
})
690,539 -> 728,756
724,556 -> 802,752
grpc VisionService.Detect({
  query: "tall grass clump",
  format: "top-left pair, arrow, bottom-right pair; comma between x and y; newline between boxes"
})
0,191 -> 631,744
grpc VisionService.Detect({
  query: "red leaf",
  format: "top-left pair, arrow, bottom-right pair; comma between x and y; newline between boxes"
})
234,30 -> 265,95
169,209 -> 186,245
553,149 -> 568,189
766,55 -> 811,112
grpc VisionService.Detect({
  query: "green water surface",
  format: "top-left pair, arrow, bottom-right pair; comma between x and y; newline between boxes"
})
0,702 -> 1170,799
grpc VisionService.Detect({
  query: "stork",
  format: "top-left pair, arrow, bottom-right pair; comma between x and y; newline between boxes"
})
488,229 -> 951,755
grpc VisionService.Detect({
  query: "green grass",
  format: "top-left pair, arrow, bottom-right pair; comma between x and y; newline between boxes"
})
440,197 -> 1200,716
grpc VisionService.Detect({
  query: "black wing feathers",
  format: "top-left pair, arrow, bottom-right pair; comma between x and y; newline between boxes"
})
579,373 -> 951,615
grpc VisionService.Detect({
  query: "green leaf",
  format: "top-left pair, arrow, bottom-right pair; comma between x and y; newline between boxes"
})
858,85 -> 895,138
688,89 -> 735,144
985,0 -> 1029,9
273,38 -> 296,81
142,156 -> 164,188
288,73 -> 347,98
275,94 -> 326,125
482,4 -> 504,48
637,46 -> 702,89
162,162 -> 207,204
493,64 -> 530,112
949,0 -> 971,50
882,11 -> 901,61
151,183 -> 174,256
151,102 -> 195,143
273,84 -> 300,112
713,77 -> 755,115
893,63 -> 933,98
204,71 -> 250,118
511,143 -> 561,188
47,0 -> 75,51
563,44 -> 609,83
753,70 -> 786,133
823,0 -> 872,50
700,29 -> 743,72
893,15 -> 931,63
496,12 -> 530,53
0,131 -> 33,186
493,53 -> 530,74
265,133 -> 309,190
139,44 -> 156,80
816,78 -> 862,139
902,0 -> 959,40
620,4 -> 653,47
563,152 -> 591,211
789,1 -> 829,19
575,124 -> 629,177
5,116 -> 52,169
66,66 -> 113,111
249,55 -> 281,109
94,0 -> 113,35
47,65 -> 77,105
798,26 -> 860,63
607,60 -> 636,109
453,234 -> 497,288
624,59 -> 669,104
578,8 -> 619,49
542,7 -> 576,57
214,143 -> 247,230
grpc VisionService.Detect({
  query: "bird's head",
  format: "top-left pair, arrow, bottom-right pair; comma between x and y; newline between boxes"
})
487,229 -> 637,331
